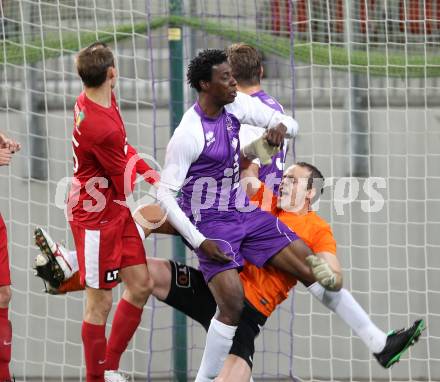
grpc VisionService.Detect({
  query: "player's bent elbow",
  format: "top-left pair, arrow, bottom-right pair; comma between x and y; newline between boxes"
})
122,265 -> 155,305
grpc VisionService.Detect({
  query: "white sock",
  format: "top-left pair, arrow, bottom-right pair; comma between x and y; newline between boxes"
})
195,318 -> 237,382
307,283 -> 387,353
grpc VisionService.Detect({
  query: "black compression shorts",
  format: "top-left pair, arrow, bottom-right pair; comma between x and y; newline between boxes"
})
162,260 -> 217,331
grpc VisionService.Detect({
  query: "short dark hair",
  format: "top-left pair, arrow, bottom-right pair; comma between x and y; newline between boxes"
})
187,49 -> 228,92
227,43 -> 262,86
75,42 -> 115,88
296,162 -> 325,204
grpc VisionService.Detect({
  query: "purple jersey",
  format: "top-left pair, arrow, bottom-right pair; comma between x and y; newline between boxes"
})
251,90 -> 284,113
251,90 -> 286,194
181,103 -> 246,219
159,91 -> 298,251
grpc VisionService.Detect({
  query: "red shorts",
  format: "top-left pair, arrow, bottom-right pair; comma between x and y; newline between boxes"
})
0,215 -> 11,287
70,210 -> 146,289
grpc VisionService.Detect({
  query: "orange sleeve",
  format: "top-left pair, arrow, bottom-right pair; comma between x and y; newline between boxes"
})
250,183 -> 278,215
311,225 -> 337,255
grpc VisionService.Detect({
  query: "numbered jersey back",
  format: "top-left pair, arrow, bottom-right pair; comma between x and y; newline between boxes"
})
68,91 -> 128,228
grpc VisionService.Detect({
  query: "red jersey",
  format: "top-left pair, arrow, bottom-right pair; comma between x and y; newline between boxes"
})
68,92 -> 129,227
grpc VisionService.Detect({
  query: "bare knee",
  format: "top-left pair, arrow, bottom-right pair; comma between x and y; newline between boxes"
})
0,286 -> 11,308
128,277 -> 153,303
124,273 -> 154,307
209,269 -> 244,325
138,275 -> 154,301
217,290 -> 244,326
121,263 -> 154,307
148,258 -> 171,301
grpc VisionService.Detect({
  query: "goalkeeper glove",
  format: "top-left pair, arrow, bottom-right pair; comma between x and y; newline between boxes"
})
306,255 -> 339,291
241,135 -> 281,166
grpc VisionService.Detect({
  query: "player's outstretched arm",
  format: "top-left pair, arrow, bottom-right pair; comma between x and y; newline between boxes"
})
156,126 -> 206,247
226,91 -> 299,137
134,203 -> 227,265
127,144 -> 160,186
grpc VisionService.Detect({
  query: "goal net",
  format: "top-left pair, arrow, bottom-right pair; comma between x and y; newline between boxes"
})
0,0 -> 438,381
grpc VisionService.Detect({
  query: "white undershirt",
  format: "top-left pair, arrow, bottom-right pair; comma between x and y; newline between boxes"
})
157,91 -> 299,249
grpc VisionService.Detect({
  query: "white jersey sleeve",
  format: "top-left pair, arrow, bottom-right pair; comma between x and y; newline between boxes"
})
157,108 -> 206,249
239,124 -> 265,147
226,91 -> 299,136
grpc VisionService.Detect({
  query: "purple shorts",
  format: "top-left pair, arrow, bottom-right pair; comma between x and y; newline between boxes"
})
193,208 -> 299,282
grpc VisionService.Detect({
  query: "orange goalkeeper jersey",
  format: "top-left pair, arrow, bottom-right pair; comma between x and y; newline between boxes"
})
240,184 -> 337,317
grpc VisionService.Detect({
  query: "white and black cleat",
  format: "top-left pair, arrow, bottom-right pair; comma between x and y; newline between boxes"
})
33,254 -> 63,294
33,227 -> 73,291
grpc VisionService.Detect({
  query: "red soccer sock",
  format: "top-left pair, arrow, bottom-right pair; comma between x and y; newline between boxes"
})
82,321 -> 107,382
106,299 -> 143,370
0,308 -> 11,381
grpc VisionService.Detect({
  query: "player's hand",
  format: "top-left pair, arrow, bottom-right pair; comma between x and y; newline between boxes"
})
0,133 -> 21,153
0,148 -> 13,166
266,123 -> 287,147
242,135 -> 281,166
199,239 -> 231,264
10,140 -> 21,153
306,255 -> 340,291
0,133 -> 7,147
